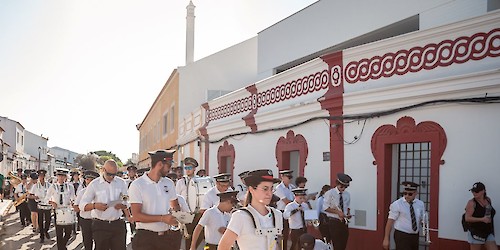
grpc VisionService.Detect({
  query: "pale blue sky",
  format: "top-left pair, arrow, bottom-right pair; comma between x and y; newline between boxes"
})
0,0 -> 317,161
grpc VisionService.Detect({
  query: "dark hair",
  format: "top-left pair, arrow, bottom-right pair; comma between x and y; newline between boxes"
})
244,189 -> 254,207
295,176 -> 308,186
319,185 -> 331,197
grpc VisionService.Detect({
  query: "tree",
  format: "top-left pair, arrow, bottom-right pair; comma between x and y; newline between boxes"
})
74,154 -> 97,171
92,150 -> 123,167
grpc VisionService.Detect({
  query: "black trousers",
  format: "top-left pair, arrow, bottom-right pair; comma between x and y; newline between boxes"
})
56,224 -> 73,250
132,229 -> 182,250
92,219 -> 126,250
18,202 -> 30,226
319,212 -> 332,243
394,229 -> 419,250
185,212 -> 204,248
81,218 -> 94,250
290,228 -> 307,250
282,219 -> 290,250
328,218 -> 349,250
38,209 -> 52,239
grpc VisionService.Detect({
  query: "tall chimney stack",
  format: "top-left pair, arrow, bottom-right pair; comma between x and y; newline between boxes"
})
186,1 -> 195,65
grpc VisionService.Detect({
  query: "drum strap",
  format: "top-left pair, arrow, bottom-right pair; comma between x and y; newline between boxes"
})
239,206 -> 283,250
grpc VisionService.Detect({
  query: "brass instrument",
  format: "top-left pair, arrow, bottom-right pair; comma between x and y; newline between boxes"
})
14,193 -> 28,207
8,172 -> 22,188
422,211 -> 431,244
120,193 -> 129,202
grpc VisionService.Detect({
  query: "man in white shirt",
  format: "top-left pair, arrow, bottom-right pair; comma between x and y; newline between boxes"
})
46,168 -> 76,250
383,181 -> 425,250
190,190 -> 238,250
128,149 -> 181,250
274,169 -> 295,250
200,173 -> 233,213
29,169 -> 52,243
14,174 -> 30,227
73,170 -> 99,250
79,160 -> 130,250
284,188 -> 310,250
322,173 -> 352,250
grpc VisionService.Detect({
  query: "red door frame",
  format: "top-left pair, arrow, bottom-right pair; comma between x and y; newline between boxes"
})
275,130 -> 309,176
217,140 -> 235,184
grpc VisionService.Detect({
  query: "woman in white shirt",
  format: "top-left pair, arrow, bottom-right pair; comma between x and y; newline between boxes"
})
218,169 -> 283,250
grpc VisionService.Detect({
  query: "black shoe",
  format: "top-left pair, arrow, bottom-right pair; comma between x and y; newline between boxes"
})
40,238 -> 45,243
45,232 -> 50,239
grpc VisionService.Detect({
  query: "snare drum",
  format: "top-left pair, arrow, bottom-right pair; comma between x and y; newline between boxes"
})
187,177 -> 215,212
55,208 -> 76,225
37,203 -> 53,211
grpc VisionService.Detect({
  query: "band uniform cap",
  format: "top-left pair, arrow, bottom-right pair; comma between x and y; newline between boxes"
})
183,157 -> 198,168
17,168 -> 23,172
213,173 -> 231,182
30,172 -> 39,179
196,169 -> 206,175
137,168 -> 149,175
83,170 -> 99,179
279,170 -> 293,175
126,165 -> 138,171
469,182 -> 485,192
337,173 -> 352,186
291,188 -> 308,196
55,168 -> 69,176
243,169 -> 281,186
166,173 -> 178,180
148,149 -> 176,163
217,190 -> 239,202
238,171 -> 249,178
401,181 -> 419,191
299,233 -> 316,250
37,169 -> 47,175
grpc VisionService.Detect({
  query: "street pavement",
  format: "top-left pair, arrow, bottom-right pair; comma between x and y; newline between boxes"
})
0,200 -> 202,250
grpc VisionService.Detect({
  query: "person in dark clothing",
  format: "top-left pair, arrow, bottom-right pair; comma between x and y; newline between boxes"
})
464,182 -> 497,250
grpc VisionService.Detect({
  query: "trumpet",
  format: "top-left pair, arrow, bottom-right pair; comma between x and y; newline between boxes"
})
422,211 -> 431,244
119,193 -> 129,202
8,172 -> 22,188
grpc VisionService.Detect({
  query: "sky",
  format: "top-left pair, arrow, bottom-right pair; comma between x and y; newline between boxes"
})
0,0 -> 318,162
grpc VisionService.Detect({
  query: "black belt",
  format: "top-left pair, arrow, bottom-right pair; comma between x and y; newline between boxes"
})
395,229 -> 419,236
93,218 -> 122,223
137,229 -> 177,236
205,243 -> 218,248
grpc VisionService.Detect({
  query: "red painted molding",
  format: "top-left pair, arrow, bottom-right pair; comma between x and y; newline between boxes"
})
242,84 -> 258,132
275,130 -> 309,176
217,140 -> 235,179
199,102 -> 210,173
370,116 -> 447,250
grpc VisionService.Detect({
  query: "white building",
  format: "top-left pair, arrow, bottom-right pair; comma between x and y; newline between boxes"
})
178,1 -> 500,249
48,146 -> 80,174
0,116 -> 28,174
24,130 -> 50,172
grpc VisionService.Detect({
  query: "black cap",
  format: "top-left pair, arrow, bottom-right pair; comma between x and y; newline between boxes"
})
238,171 -> 249,178
243,169 -> 281,186
137,168 -> 149,175
337,173 -> 352,186
37,169 -> 47,175
196,169 -> 206,175
217,190 -> 239,203
83,170 -> 99,179
183,157 -> 198,167
469,182 -> 485,192
166,173 -> 178,180
55,168 -> 69,176
299,233 -> 316,250
127,165 -> 137,171
402,181 -> 419,191
17,168 -> 23,172
30,172 -> 39,179
292,188 -> 308,196
148,149 -> 176,163
213,173 -> 231,182
21,173 -> 28,179
70,171 -> 80,176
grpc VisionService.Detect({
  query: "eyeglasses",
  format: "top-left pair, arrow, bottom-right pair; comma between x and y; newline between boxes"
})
184,166 -> 193,170
105,171 -> 117,177
403,192 -> 415,196
253,185 -> 273,193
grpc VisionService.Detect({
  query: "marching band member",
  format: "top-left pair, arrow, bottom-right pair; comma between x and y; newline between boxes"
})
126,165 -> 138,236
128,149 -> 181,250
299,233 -> 330,250
14,174 -> 30,227
166,172 -> 191,247
46,168 -> 76,250
29,169 -> 52,243
383,181 -> 424,250
197,169 -> 206,177
284,188 -> 310,250
27,172 -> 39,233
79,160 -> 130,250
190,190 -> 238,250
323,173 -> 353,250
295,176 -> 313,209
274,169 -> 295,250
235,171 -> 249,202
73,170 -> 99,250
316,184 -> 332,243
200,173 -> 233,213
219,169 -> 283,250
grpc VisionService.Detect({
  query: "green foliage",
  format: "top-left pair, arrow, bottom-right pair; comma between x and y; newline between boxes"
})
92,150 -> 123,167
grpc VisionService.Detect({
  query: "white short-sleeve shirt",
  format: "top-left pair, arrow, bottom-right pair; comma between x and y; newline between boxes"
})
322,187 -> 350,219
30,181 -> 51,203
128,174 -> 177,232
284,201 -> 309,229
274,182 -> 294,211
46,182 -> 76,207
198,206 -> 231,244
175,175 -> 195,200
201,186 -> 233,210
74,186 -> 92,219
227,205 -> 283,250
388,197 -> 425,234
78,176 -> 128,221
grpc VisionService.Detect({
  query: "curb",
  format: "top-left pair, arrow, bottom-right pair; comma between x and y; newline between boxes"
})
0,200 -> 13,232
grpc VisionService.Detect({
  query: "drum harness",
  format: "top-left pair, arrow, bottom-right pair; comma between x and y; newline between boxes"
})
239,206 -> 283,250
54,182 -> 71,207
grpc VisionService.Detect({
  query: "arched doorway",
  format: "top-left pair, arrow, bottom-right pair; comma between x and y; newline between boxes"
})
275,130 -> 309,179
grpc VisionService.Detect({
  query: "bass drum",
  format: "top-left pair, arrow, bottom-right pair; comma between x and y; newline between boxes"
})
187,177 -> 214,212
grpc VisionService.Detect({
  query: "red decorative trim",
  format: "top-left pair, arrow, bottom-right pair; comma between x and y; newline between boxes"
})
320,51 -> 345,184
217,141 -> 235,180
370,116 -> 447,249
345,28 -> 500,84
275,130 -> 309,176
208,70 -> 329,122
199,102 -> 210,174
242,84 -> 258,132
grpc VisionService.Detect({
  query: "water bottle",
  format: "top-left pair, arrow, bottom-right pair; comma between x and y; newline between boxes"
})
485,204 -> 492,218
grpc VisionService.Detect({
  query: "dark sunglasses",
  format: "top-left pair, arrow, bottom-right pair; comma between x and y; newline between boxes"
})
403,192 -> 415,196
105,171 -> 117,177
184,166 -> 193,170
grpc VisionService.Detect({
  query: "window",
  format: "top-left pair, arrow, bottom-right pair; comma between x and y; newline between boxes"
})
170,106 -> 175,133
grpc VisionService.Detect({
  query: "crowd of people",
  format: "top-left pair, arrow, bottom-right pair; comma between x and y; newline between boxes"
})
1,150 -> 496,250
